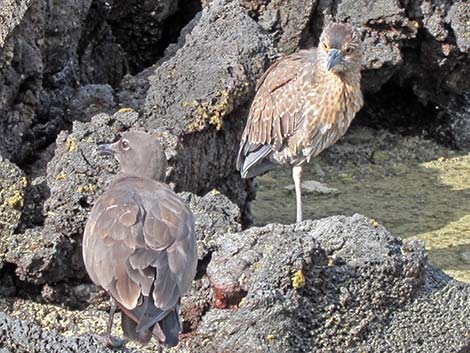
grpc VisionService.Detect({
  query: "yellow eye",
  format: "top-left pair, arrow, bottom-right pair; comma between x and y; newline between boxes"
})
322,42 -> 329,51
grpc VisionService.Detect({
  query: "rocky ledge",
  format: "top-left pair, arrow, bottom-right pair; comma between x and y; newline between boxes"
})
1,214 -> 469,353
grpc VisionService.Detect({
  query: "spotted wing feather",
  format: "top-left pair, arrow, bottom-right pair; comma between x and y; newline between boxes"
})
237,50 -> 317,177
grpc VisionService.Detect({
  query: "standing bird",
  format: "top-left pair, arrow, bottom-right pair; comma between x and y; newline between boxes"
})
83,131 -> 197,348
237,22 -> 364,223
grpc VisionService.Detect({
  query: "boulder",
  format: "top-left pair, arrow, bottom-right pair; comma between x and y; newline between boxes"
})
196,214 -> 469,352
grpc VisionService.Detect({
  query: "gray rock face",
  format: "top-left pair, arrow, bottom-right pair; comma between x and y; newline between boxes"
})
0,158 -> 26,270
253,0 -> 317,54
198,214 -> 469,352
2,215 -> 468,352
118,0 -> 275,202
438,92 -> 470,151
0,312 -> 112,353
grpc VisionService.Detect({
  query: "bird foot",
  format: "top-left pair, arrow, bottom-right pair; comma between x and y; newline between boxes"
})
92,333 -> 128,348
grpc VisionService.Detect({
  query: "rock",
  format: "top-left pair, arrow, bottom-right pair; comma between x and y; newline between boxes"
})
118,0 -> 275,204
5,110 -> 242,283
0,0 -> 46,162
436,92 -> 470,151
448,2 -> 470,54
0,312 -> 113,353
0,158 -> 26,270
254,0 -> 316,54
66,84 -> 116,122
179,190 -> 242,260
106,0 -> 180,72
198,214 -> 469,352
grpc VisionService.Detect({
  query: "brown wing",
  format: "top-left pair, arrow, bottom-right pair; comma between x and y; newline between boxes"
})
237,49 -> 316,170
83,181 -> 197,312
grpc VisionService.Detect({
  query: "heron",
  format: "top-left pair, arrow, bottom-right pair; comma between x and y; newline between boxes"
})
237,22 -> 364,223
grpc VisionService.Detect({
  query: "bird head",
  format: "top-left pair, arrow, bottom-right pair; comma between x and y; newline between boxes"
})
98,130 -> 167,181
318,22 -> 362,75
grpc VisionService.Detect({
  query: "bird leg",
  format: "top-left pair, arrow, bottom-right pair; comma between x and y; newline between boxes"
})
292,165 -> 303,223
93,298 -> 127,348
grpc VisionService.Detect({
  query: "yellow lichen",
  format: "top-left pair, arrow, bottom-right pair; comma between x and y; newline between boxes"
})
77,184 -> 97,194
56,171 -> 67,180
266,334 -> 276,343
187,88 -> 240,133
369,218 -> 380,228
292,270 -> 305,289
118,107 -> 135,113
66,137 -> 77,152
328,258 -> 335,268
6,190 -> 24,208
21,176 -> 28,188
211,189 -> 221,195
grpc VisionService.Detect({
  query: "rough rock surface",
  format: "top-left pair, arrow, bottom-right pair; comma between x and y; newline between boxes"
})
0,158 -> 26,269
438,92 -> 470,151
5,110 -> 242,284
0,312 -> 113,353
1,215 -> 469,352
118,0 -> 275,199
241,0 -> 317,54
199,214 -> 469,352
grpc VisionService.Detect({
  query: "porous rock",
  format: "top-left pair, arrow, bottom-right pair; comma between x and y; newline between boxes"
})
118,0 -> 275,200
196,214 -> 469,352
0,158 -> 26,270
0,312 -> 112,353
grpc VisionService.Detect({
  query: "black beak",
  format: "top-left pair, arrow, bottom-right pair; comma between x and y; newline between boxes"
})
326,48 -> 342,71
97,143 -> 116,156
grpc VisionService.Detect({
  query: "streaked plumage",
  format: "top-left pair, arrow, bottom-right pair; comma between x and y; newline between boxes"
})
83,131 -> 197,348
237,22 -> 364,223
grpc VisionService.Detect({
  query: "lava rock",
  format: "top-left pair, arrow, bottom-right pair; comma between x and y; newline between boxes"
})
0,312 -> 113,353
196,214 -> 469,352
254,0 -> 316,54
5,110 -> 242,283
437,92 -> 470,151
0,158 -> 26,270
118,0 -> 275,199
179,190 -> 242,261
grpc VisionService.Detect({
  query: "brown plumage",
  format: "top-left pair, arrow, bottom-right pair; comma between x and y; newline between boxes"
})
83,131 -> 197,348
237,22 -> 364,223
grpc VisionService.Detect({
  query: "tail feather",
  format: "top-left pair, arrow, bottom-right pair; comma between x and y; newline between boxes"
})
239,145 -> 277,178
117,296 -> 182,347
121,312 -> 152,344
155,308 -> 181,348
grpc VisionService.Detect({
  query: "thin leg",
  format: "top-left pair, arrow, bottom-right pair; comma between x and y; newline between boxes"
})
93,298 -> 127,348
292,165 -> 303,223
106,298 -> 117,336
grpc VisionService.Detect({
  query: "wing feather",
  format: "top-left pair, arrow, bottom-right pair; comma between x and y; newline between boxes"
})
237,49 -> 317,173
83,180 -> 197,316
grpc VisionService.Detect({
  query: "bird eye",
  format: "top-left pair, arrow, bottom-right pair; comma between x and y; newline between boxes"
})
344,47 -> 352,54
322,42 -> 329,51
121,139 -> 130,151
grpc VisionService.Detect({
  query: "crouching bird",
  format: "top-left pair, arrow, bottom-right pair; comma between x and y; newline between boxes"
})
83,131 -> 197,348
237,22 -> 364,223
